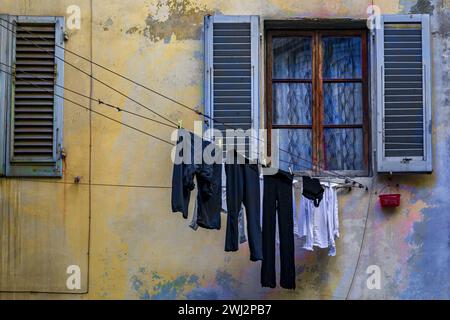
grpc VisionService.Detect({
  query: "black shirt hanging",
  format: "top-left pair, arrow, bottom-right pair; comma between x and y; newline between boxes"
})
302,176 -> 325,208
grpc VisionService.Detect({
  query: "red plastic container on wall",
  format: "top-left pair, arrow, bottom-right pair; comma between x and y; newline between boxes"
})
378,184 -> 401,208
379,194 -> 401,207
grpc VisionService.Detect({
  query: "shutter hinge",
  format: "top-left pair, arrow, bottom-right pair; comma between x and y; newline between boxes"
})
59,144 -> 66,160
54,63 -> 58,81
63,31 -> 69,42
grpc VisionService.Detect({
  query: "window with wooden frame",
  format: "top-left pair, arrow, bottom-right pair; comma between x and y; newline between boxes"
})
266,29 -> 369,176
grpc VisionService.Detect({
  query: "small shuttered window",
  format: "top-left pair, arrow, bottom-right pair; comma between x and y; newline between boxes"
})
376,15 -> 432,173
204,15 -> 260,159
3,16 -> 64,177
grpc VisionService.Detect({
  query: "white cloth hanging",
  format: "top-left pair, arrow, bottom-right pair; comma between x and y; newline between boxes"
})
296,182 -> 340,256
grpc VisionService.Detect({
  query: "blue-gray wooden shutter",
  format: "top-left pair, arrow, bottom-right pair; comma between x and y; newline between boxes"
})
376,14 -> 432,173
204,15 -> 260,159
6,16 -> 64,177
0,15 -> 13,176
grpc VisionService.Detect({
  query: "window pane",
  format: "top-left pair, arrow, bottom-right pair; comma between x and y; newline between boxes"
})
273,37 -> 312,79
324,128 -> 364,170
277,129 -> 313,171
324,83 -> 363,125
273,83 -> 312,125
322,37 -> 362,79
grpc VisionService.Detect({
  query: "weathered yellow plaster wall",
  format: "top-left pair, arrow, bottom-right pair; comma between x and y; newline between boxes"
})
0,0 -> 92,294
0,0 -> 449,299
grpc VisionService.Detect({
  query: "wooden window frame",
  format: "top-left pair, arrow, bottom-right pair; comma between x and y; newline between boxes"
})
265,29 -> 370,176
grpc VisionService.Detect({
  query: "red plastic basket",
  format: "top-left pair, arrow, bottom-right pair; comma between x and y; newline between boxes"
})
379,193 -> 401,207
378,184 -> 401,208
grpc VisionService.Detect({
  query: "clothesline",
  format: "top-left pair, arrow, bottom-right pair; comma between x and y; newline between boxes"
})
0,62 -> 367,191
0,18 -> 368,189
0,62 -> 178,130
0,19 -> 178,128
0,67 -> 176,146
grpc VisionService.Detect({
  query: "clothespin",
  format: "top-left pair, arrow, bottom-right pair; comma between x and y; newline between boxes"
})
177,120 -> 183,129
288,163 -> 293,175
261,158 -> 271,167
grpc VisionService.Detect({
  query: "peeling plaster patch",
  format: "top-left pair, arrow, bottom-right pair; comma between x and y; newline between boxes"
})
102,17 -> 113,31
409,0 -> 435,14
140,0 -> 216,42
148,0 -> 171,22
126,26 -> 140,35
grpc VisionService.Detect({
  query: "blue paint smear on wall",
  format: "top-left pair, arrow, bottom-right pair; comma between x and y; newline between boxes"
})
186,270 -> 241,300
400,204 -> 450,299
130,268 -> 243,300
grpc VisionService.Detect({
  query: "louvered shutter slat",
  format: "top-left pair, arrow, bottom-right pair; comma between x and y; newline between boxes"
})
384,23 -> 423,157
13,22 -> 56,160
205,16 -> 259,160
376,15 -> 432,173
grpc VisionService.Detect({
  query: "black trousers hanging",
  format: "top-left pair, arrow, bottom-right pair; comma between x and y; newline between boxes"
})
261,170 -> 296,289
225,162 -> 262,262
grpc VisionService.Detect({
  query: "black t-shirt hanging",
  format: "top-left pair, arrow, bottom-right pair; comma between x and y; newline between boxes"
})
302,176 -> 325,207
